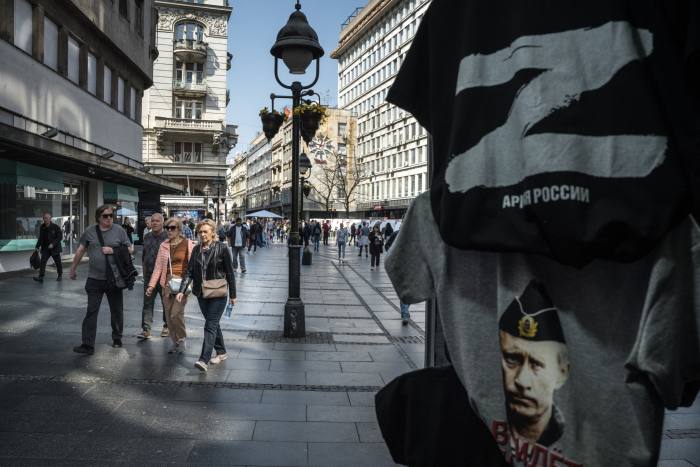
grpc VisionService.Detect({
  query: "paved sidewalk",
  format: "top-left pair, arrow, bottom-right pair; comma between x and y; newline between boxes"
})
0,240 -> 696,466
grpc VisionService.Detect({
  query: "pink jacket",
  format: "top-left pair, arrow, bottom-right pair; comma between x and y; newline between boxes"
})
149,239 -> 195,289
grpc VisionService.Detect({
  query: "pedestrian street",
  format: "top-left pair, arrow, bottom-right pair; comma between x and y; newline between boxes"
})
0,240 -> 423,466
0,240 -> 697,466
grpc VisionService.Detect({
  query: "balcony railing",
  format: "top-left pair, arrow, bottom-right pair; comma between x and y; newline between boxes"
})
173,39 -> 208,63
155,117 -> 222,132
173,80 -> 207,97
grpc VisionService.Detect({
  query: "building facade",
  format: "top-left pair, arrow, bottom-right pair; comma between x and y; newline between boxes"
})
226,153 -> 247,219
244,132 -> 271,214
332,0 -> 431,219
0,0 -> 181,272
141,0 -> 236,220
267,107 -> 357,219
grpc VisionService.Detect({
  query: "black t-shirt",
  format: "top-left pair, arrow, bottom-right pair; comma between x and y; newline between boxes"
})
387,0 -> 700,267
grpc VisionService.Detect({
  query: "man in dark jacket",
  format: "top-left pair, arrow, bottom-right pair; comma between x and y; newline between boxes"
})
228,218 -> 249,272
247,219 -> 259,253
34,212 -> 63,282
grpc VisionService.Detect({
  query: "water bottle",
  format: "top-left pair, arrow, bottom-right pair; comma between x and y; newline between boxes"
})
224,302 -> 233,319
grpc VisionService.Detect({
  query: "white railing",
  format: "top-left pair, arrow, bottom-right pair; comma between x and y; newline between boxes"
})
173,80 -> 207,94
156,117 -> 222,131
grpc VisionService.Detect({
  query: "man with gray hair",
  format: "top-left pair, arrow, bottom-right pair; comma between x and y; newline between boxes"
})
138,212 -> 168,339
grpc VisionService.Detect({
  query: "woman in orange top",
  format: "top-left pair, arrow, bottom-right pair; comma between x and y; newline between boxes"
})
147,217 -> 195,353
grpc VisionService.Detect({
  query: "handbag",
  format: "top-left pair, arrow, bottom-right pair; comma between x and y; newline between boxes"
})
30,250 -> 41,269
201,244 -> 228,299
168,240 -> 191,295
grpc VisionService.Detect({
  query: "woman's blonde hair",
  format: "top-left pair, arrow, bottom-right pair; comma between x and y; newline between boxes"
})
165,217 -> 183,235
196,218 -> 217,235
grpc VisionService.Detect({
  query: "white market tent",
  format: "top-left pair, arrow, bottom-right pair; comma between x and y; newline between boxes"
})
246,210 -> 282,219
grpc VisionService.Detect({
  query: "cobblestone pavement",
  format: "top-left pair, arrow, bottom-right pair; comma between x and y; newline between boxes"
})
0,240 -> 697,466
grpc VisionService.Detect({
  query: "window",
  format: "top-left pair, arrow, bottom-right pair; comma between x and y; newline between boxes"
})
417,173 -> 423,193
338,143 -> 347,155
174,142 -> 203,163
43,17 -> 58,70
135,0 -> 144,36
174,100 -> 203,119
119,0 -> 128,20
175,22 -> 204,42
13,0 -> 32,54
103,66 -> 112,104
129,86 -> 136,119
175,62 -> 203,84
87,53 -> 97,95
117,77 -> 124,112
338,122 -> 347,137
67,37 -> 80,84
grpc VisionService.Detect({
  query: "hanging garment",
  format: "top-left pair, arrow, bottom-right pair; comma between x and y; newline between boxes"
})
385,192 -> 700,466
387,0 -> 700,267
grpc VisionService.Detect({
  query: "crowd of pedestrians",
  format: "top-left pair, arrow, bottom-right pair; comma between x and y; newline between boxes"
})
33,210 -> 410,365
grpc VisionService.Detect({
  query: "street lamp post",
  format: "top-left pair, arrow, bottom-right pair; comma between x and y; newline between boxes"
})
203,183 -> 212,220
267,0 -> 324,338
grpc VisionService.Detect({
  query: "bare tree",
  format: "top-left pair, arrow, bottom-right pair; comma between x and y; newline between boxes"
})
308,152 -> 343,214
338,152 -> 370,217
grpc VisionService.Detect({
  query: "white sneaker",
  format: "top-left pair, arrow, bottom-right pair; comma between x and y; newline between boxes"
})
194,360 -> 208,372
210,353 -> 228,364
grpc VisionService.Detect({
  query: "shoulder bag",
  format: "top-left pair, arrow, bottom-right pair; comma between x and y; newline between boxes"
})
201,243 -> 228,299
168,240 -> 192,295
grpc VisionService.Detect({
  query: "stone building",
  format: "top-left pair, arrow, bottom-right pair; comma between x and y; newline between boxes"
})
268,107 -> 357,219
244,132 -> 271,214
332,0 -> 431,219
0,0 -> 180,272
141,0 -> 237,220
226,153 -> 247,220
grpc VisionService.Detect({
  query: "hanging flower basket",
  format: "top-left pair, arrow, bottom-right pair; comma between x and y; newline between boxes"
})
259,107 -> 285,140
294,103 -> 327,144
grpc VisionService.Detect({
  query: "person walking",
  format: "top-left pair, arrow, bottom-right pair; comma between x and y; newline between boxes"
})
322,220 -> 330,246
357,222 -> 370,258
147,218 -> 194,353
177,219 -> 236,372
368,224 -> 384,271
248,219 -> 259,253
139,212 -> 169,339
182,219 -> 194,240
228,217 -> 249,273
33,212 -> 63,282
70,205 -> 133,354
312,221 -> 322,252
122,217 -> 135,242
336,223 -> 349,264
350,223 -> 356,245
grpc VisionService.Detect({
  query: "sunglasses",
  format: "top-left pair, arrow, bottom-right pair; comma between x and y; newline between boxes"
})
101,213 -> 114,219
165,225 -> 178,231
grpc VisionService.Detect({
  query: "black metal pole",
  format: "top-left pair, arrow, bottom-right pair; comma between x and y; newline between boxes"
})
284,81 -> 305,338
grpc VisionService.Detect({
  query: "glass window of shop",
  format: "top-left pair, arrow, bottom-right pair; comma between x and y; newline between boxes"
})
0,161 -> 85,254
103,183 -> 139,242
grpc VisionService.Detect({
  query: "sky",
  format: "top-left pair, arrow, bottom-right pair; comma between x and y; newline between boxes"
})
226,0 -> 366,161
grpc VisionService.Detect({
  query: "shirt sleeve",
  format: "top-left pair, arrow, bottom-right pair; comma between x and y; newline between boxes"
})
78,227 -> 91,247
625,217 -> 700,409
385,192 -> 436,304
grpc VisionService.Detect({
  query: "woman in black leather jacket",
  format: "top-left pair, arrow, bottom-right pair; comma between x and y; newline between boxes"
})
177,219 -> 236,372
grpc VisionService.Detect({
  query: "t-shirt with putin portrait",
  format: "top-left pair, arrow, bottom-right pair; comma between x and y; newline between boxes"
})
385,192 -> 700,466
386,0 -> 700,267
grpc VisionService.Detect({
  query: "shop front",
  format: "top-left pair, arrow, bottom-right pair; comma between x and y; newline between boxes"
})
0,160 -> 90,271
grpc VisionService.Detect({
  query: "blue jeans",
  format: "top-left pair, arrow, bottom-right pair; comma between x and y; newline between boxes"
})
313,236 -> 320,251
400,302 -> 410,319
196,296 -> 228,363
337,242 -> 346,259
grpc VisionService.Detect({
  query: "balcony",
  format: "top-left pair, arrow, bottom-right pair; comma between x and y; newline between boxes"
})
173,39 -> 208,63
173,79 -> 207,98
155,117 -> 222,133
